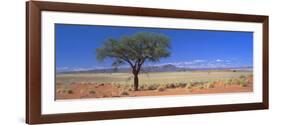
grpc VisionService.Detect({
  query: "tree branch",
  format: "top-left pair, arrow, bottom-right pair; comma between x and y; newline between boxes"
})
119,56 -> 134,68
135,58 -> 146,74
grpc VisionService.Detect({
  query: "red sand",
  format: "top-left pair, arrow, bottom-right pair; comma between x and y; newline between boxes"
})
55,82 -> 253,100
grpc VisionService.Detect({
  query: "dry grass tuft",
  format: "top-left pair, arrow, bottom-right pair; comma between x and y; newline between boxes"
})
120,91 -> 129,96
89,90 -> 96,94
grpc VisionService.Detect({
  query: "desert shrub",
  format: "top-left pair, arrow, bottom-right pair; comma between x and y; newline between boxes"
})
163,84 -> 167,89
157,84 -> 166,92
67,90 -> 73,94
241,83 -> 247,87
174,83 -> 180,88
239,75 -> 246,79
238,79 -> 247,87
188,89 -> 193,93
175,83 -> 187,88
185,83 -> 193,89
157,87 -> 165,92
98,83 -> 105,86
121,84 -> 130,88
185,84 -> 192,89
89,90 -> 96,94
190,81 -> 204,88
121,91 -> 129,96
128,88 -> 133,91
160,84 -> 168,89
181,83 -> 188,88
166,83 -> 176,89
62,89 -> 67,93
56,89 -> 62,93
225,79 -> 233,85
117,84 -> 121,88
123,84 -> 132,89
59,88 -> 71,93
147,84 -> 158,90
140,84 -> 147,91
206,82 -> 215,88
199,85 -> 205,89
187,81 -> 208,89
173,83 -> 178,87
229,79 -> 238,85
246,78 -> 252,84
186,81 -> 200,89
155,84 -> 160,88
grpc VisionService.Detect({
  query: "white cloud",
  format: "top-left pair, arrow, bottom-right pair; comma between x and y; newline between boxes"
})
58,59 -> 241,72
149,59 -> 238,69
216,59 -> 223,62
57,67 -> 69,70
192,59 -> 205,63
152,59 -> 205,67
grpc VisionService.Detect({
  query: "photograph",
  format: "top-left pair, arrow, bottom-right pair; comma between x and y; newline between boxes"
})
26,1 -> 268,124
55,24 -> 254,100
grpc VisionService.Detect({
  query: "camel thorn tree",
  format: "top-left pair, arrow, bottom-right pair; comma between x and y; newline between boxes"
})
96,32 -> 171,91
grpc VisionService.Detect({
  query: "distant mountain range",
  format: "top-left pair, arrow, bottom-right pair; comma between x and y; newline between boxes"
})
57,64 -> 253,74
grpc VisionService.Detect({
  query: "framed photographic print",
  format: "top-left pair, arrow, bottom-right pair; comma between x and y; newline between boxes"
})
26,1 -> 269,124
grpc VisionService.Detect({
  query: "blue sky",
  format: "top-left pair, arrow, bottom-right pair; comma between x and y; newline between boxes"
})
55,24 -> 253,71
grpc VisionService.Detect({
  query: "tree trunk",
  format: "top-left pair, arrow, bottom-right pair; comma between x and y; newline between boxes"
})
133,74 -> 139,91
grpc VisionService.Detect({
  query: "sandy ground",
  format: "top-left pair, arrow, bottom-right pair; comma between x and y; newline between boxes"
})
55,81 -> 253,100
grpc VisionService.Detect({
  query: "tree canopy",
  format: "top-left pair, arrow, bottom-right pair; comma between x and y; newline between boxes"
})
96,32 -> 171,91
96,32 -> 171,70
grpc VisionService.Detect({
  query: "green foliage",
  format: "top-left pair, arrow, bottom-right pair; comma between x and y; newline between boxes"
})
96,32 -> 171,68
